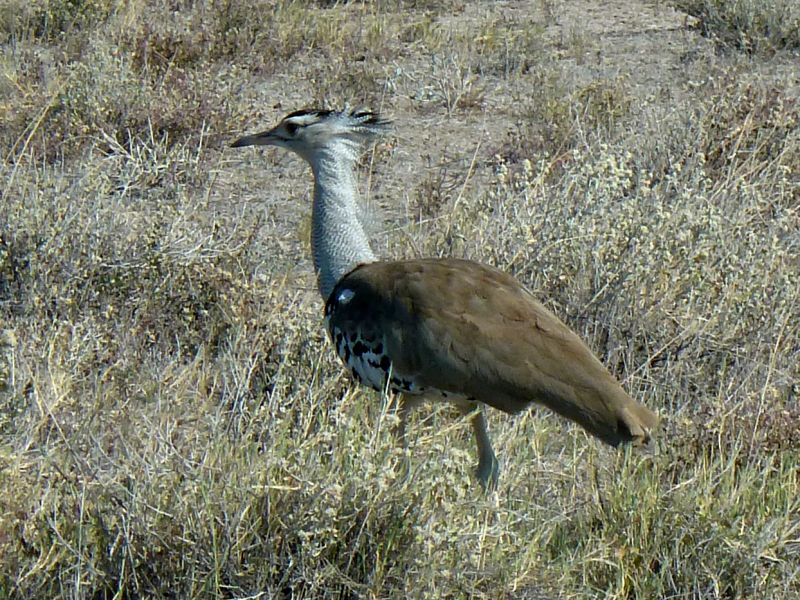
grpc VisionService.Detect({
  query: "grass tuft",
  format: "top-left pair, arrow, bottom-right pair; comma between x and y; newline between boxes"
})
675,0 -> 800,55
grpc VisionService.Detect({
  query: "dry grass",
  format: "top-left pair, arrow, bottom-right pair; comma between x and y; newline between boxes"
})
1,0 -> 799,598
676,0 -> 800,55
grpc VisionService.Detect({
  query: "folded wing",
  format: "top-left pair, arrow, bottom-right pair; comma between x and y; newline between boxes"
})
327,258 -> 659,446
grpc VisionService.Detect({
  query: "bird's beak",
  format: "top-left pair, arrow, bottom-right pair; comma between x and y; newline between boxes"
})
230,128 -> 281,148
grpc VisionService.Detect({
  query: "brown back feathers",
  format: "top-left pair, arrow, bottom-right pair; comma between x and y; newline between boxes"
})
326,258 -> 659,446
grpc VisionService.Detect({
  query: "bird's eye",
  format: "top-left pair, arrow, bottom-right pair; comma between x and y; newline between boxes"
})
285,121 -> 298,136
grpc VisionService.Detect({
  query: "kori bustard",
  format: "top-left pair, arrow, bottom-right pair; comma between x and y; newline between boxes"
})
232,108 -> 659,488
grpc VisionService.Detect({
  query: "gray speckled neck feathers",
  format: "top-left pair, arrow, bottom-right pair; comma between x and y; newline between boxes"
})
309,144 -> 377,300
230,108 -> 389,301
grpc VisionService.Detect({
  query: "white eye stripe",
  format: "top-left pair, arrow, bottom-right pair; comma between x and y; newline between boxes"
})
287,114 -> 320,127
337,288 -> 355,304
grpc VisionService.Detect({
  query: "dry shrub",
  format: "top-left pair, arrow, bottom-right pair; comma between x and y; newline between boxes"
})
699,77 -> 799,189
675,0 -> 800,55
1,0 -> 406,160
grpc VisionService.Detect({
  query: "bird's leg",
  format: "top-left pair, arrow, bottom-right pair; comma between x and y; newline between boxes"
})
460,401 -> 500,489
391,394 -> 426,483
392,394 -> 423,446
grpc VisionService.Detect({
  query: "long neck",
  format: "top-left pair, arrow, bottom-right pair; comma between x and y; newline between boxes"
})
309,146 -> 377,300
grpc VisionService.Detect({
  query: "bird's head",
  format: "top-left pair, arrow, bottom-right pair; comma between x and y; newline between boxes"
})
231,108 -> 391,164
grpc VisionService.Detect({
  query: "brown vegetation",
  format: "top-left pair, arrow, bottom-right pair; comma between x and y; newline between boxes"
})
1,0 -> 798,597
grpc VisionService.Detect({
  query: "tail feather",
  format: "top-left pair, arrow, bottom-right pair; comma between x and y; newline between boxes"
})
533,384 -> 660,447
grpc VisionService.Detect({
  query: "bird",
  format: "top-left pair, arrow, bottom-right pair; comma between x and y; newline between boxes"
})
231,108 -> 660,488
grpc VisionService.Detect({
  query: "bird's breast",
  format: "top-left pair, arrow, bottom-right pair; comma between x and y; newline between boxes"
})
325,317 -> 427,395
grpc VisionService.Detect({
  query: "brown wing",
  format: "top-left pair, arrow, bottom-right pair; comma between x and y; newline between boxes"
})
326,258 -> 659,446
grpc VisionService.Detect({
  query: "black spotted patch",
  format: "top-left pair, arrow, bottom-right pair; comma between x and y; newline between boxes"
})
352,341 -> 368,357
325,280 -> 432,395
326,323 -> 426,395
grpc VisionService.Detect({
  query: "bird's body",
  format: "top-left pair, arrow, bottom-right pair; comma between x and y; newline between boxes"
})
232,108 -> 660,487
326,258 -> 655,447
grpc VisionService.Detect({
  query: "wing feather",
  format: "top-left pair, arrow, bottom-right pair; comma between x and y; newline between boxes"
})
327,258 -> 659,446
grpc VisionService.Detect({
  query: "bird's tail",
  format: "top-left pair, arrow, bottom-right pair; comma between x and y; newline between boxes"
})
539,383 -> 660,447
